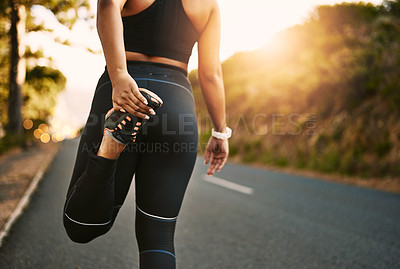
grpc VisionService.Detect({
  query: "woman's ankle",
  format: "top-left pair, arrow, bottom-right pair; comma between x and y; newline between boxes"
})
97,133 -> 126,159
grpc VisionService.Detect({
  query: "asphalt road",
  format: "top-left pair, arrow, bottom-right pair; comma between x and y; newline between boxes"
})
0,138 -> 399,269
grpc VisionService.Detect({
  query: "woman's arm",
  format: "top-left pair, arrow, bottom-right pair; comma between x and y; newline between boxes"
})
197,1 -> 229,175
97,0 -> 153,119
197,2 -> 226,132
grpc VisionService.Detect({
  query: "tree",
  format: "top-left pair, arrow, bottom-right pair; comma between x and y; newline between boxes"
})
7,1 -> 25,135
4,0 -> 89,135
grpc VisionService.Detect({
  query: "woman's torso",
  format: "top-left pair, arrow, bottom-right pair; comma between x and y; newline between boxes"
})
121,0 -> 211,72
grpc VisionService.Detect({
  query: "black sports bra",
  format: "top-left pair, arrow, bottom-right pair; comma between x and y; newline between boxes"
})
122,0 -> 199,64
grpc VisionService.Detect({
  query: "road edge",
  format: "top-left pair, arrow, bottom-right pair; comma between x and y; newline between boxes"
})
0,142 -> 62,248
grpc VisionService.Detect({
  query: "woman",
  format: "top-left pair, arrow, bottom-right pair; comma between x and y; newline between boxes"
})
63,0 -> 230,268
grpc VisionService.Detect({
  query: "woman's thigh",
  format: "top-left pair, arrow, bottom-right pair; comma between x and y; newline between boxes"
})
133,77 -> 198,218
67,70 -> 140,205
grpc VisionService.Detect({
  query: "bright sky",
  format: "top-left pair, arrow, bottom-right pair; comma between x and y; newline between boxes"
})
217,0 -> 383,58
26,0 -> 383,134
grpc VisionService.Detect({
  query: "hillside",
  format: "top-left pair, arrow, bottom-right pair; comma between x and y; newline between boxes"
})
189,1 -> 400,178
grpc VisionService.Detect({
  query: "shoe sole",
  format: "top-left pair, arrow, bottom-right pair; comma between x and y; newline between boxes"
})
103,89 -> 163,144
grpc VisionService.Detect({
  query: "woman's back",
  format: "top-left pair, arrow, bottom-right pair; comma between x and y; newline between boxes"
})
121,0 -> 215,70
121,0 -> 211,33
122,0 -> 199,63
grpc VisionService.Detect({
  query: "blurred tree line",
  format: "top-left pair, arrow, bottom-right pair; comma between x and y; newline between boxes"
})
190,0 -> 400,178
0,0 -> 89,152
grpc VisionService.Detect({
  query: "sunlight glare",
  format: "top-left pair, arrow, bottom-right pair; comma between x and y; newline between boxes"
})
28,0 -> 384,135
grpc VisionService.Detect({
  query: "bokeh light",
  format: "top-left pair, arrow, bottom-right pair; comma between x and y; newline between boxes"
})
62,125 -> 72,136
40,133 -> 50,143
51,134 -> 57,142
39,123 -> 49,132
51,133 -> 65,142
33,128 -> 44,139
70,129 -> 80,138
23,119 -> 33,130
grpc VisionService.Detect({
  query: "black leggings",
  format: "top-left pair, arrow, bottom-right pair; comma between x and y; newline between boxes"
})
63,61 -> 198,269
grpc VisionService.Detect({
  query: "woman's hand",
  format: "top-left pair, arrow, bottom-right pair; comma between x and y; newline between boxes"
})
111,72 -> 155,119
204,136 -> 229,175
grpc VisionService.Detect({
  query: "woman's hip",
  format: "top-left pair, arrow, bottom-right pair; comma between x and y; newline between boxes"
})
95,61 -> 198,142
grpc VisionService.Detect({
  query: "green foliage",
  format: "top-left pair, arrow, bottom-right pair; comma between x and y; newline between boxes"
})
190,1 -> 400,178
40,0 -> 91,29
23,66 -> 66,120
0,7 -> 68,125
0,0 -> 89,152
382,0 -> 400,15
313,2 -> 379,34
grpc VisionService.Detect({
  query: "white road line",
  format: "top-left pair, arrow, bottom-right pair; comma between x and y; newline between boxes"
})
203,175 -> 254,195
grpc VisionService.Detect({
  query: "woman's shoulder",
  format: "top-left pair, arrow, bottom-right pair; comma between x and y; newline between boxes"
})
182,0 -> 219,34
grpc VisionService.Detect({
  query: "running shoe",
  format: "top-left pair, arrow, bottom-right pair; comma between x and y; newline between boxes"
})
104,89 -> 163,145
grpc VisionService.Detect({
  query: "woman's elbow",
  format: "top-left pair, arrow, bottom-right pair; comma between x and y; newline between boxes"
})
198,67 -> 223,85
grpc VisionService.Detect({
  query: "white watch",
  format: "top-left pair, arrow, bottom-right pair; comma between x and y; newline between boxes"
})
211,127 -> 232,140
